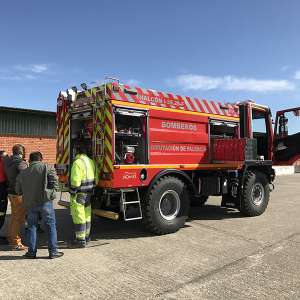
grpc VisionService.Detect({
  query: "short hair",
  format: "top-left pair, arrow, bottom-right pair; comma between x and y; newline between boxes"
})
0,150 -> 7,158
75,141 -> 91,155
29,151 -> 43,162
12,144 -> 25,156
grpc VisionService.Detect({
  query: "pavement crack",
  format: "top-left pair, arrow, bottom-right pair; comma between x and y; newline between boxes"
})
155,232 -> 300,298
191,221 -> 262,245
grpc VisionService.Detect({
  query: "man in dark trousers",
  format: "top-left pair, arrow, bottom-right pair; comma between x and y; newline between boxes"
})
0,150 -> 8,242
16,151 -> 64,259
4,144 -> 27,250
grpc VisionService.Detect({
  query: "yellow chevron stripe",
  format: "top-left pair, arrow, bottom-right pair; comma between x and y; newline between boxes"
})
64,137 -> 69,150
96,110 -> 101,120
105,107 -> 112,123
58,135 -> 63,147
84,90 -> 91,98
63,126 -> 69,137
59,124 -> 64,137
104,123 -> 112,138
111,100 -> 239,122
60,109 -> 64,124
105,156 -> 113,170
96,124 -> 101,134
61,150 -> 69,164
105,139 -> 112,154
64,113 -> 69,123
58,112 -> 67,137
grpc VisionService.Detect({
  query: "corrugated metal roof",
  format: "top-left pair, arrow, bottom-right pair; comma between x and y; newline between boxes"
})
0,106 -> 56,116
0,106 -> 56,137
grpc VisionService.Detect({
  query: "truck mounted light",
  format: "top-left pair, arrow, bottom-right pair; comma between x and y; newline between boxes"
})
71,86 -> 78,93
140,169 -> 147,181
81,83 -> 88,90
66,89 -> 76,102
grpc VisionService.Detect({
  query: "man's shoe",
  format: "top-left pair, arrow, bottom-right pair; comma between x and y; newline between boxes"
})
85,236 -> 91,245
23,252 -> 36,259
12,244 -> 28,251
69,239 -> 86,249
49,251 -> 64,259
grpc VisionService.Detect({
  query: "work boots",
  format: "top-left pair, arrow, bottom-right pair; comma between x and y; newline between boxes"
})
69,239 -> 86,248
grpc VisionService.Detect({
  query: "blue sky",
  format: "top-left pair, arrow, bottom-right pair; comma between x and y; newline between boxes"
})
0,0 -> 300,117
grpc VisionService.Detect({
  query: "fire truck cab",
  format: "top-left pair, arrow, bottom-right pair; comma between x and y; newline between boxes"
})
56,82 -> 300,234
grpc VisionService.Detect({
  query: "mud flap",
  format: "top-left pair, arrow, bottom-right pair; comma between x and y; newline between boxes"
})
221,194 -> 238,208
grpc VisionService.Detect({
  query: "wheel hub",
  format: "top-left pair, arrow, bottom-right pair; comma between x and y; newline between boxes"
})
159,190 -> 180,221
251,183 -> 264,206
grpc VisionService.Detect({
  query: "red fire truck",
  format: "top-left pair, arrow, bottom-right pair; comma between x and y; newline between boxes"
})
56,81 -> 300,234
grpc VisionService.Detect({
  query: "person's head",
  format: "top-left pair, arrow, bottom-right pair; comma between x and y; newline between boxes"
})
12,144 -> 25,158
29,151 -> 43,163
0,150 -> 7,159
75,141 -> 91,156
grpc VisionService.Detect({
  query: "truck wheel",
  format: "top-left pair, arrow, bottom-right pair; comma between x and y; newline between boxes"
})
142,176 -> 190,235
240,171 -> 270,216
191,195 -> 209,207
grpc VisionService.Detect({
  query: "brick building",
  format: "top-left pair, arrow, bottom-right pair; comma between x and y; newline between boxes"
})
0,106 -> 56,164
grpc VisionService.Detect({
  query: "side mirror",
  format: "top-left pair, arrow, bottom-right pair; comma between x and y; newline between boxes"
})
278,115 -> 288,137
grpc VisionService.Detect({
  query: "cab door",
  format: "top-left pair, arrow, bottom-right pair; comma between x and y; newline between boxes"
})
274,107 -> 300,165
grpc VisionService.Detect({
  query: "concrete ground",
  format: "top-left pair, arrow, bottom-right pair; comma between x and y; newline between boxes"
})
0,175 -> 299,300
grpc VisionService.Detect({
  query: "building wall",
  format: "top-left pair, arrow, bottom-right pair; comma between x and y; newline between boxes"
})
0,135 -> 57,165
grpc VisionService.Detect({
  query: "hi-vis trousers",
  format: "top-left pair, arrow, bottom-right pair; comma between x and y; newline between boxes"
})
70,193 -> 91,241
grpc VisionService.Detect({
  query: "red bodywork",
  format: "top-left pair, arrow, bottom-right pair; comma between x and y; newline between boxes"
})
212,139 -> 247,162
97,84 -> 242,189
57,83 -> 300,191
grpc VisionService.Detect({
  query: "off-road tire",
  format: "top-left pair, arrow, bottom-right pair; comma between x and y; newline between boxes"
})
141,176 -> 190,235
191,195 -> 209,207
239,171 -> 270,216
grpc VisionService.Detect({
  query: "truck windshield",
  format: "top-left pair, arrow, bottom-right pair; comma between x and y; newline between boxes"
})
210,120 -> 238,139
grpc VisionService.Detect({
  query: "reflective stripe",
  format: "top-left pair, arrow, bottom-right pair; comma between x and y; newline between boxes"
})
74,223 -> 86,232
75,231 -> 86,240
86,222 -> 91,236
81,179 -> 96,185
71,186 -> 94,195
70,186 -> 79,195
75,193 -> 91,205
75,194 -> 86,205
77,186 -> 94,193
86,222 -> 91,231
79,157 -> 96,188
80,185 -> 94,192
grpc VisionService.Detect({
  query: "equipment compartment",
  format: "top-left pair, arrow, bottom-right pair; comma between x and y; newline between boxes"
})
70,109 -> 93,161
114,108 -> 148,164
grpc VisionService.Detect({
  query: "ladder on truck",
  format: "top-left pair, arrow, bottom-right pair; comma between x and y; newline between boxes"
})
120,189 -> 143,221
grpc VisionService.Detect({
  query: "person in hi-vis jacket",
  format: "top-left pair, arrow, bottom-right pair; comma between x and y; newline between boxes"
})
69,142 -> 95,248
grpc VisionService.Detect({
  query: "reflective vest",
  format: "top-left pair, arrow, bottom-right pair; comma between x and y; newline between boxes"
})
70,154 -> 96,196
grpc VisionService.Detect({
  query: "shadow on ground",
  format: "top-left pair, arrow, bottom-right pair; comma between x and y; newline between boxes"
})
0,202 -> 244,256
188,204 -> 244,221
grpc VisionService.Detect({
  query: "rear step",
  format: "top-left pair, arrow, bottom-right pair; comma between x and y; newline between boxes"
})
120,189 -> 143,221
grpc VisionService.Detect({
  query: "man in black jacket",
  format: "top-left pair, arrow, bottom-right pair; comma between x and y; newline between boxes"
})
4,144 -> 27,250
16,151 -> 63,259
